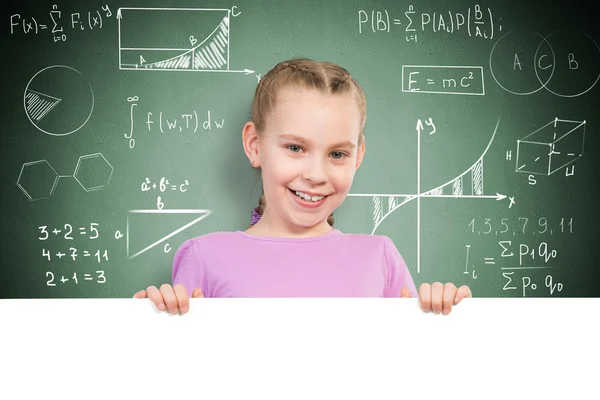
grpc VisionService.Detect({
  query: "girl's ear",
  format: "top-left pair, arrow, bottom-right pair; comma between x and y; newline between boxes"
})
242,121 -> 261,168
355,137 -> 366,170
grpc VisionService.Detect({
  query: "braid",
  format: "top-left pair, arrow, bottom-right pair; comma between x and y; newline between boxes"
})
279,60 -> 311,73
327,213 -> 335,226
257,194 -> 266,215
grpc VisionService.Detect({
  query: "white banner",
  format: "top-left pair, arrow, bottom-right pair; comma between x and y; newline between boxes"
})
0,298 -> 598,399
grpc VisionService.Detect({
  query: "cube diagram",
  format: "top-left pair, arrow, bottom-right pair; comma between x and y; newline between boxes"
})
515,118 -> 585,175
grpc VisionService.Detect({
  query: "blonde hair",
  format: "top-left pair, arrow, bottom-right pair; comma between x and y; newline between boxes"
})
249,58 -> 367,227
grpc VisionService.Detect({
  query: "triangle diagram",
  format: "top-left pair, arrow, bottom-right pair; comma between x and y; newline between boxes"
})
25,89 -> 62,122
127,209 -> 212,259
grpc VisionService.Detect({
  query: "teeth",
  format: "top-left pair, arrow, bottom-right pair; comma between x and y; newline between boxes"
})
294,190 -> 325,202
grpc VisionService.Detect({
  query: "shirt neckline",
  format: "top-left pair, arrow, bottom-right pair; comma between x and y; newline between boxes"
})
235,228 -> 342,242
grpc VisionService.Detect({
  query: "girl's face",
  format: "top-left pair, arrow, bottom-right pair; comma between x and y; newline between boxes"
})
248,87 -> 365,233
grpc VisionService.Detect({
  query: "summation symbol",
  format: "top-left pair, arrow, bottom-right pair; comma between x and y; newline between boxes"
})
17,153 -> 113,201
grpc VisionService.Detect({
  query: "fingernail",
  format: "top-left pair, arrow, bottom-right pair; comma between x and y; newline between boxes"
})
180,305 -> 188,313
157,303 -> 165,310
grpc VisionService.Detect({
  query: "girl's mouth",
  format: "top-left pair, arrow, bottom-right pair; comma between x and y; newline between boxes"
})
288,188 -> 328,208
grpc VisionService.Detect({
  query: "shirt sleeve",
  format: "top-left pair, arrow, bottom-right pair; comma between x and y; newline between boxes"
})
382,236 -> 418,298
172,238 -> 208,298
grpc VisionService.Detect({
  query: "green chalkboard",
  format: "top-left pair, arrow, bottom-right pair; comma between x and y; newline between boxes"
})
2,0 -> 599,298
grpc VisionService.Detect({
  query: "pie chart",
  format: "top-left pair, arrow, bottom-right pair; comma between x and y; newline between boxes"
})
23,65 -> 94,136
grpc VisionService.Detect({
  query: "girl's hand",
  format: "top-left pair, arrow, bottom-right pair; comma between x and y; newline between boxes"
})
133,283 -> 204,314
401,283 -> 472,315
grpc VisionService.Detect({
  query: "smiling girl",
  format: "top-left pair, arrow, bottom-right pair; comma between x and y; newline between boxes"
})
134,58 -> 472,314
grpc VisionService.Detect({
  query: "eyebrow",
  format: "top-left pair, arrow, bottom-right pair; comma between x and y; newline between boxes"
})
278,134 -> 356,150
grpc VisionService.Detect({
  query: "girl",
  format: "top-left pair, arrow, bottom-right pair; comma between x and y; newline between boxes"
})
133,58 -> 472,315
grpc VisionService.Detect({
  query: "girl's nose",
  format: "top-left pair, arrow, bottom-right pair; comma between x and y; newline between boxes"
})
302,157 -> 328,184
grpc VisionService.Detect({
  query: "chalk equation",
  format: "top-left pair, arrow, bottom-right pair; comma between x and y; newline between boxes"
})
402,65 -> 485,95
38,222 -> 108,286
464,241 -> 564,297
9,4 -> 113,43
141,176 -> 191,210
123,95 -> 226,149
46,271 -> 106,286
358,4 -> 501,42
38,223 -> 101,241
141,177 -> 190,193
42,248 -> 108,263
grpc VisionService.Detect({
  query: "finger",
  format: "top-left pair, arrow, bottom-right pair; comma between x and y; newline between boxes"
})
431,282 -> 444,314
442,283 -> 457,315
160,284 -> 179,315
146,286 -> 166,311
400,287 -> 412,298
173,284 -> 190,314
417,283 -> 431,312
453,285 -> 473,305
192,287 -> 204,298
132,290 -> 147,299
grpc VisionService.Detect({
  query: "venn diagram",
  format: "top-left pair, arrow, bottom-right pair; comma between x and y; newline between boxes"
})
489,28 -> 600,97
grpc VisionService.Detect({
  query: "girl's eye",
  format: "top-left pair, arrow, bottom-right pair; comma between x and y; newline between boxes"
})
331,151 -> 347,159
287,144 -> 302,153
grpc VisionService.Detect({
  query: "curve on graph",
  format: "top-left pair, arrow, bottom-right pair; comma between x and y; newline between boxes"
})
139,15 -> 229,70
370,118 -> 500,235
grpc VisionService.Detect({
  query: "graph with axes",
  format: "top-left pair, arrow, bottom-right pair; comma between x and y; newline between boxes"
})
348,118 -> 508,273
117,7 -> 253,75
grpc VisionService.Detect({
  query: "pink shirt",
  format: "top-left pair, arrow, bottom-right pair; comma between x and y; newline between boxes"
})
172,228 -> 418,298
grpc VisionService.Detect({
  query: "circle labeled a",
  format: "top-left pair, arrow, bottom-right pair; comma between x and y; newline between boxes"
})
23,65 -> 94,136
490,29 -> 554,95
